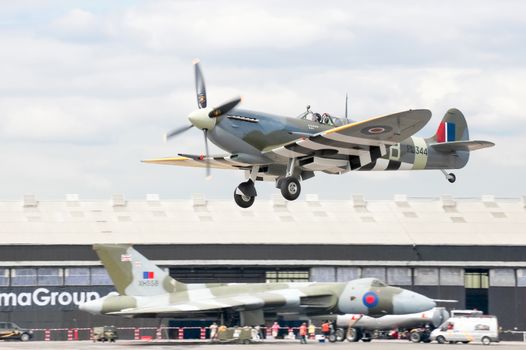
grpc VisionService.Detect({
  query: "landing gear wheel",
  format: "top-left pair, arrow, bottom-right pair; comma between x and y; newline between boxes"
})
335,328 -> 345,342
436,335 -> 446,344
447,173 -> 456,183
234,191 -> 255,208
280,177 -> 301,201
346,328 -> 362,342
410,331 -> 421,343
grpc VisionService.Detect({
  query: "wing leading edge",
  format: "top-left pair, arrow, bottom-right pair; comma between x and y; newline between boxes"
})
142,155 -> 251,170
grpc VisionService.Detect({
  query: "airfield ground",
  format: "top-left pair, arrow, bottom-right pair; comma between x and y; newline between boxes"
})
0,340 -> 525,350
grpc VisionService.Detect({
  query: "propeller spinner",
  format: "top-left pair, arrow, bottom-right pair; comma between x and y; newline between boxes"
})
164,60 -> 241,178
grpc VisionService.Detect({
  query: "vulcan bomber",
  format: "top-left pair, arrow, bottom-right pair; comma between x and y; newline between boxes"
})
80,245 -> 435,325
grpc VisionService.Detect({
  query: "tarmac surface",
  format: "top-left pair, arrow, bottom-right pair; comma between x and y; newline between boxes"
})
0,340 -> 525,350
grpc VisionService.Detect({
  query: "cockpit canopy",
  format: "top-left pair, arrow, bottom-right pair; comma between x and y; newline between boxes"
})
298,106 -> 347,127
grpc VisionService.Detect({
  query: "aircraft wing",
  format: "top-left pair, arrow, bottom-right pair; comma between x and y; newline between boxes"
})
108,292 -> 337,317
265,109 -> 431,172
142,154 -> 252,170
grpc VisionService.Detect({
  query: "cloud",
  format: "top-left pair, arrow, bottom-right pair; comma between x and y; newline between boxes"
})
0,0 -> 524,200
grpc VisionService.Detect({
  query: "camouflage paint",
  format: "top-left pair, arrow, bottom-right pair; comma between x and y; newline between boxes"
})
80,245 -> 436,324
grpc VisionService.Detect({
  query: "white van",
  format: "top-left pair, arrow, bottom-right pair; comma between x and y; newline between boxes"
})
431,315 -> 499,345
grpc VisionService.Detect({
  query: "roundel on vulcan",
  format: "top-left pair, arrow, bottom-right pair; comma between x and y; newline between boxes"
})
362,291 -> 379,308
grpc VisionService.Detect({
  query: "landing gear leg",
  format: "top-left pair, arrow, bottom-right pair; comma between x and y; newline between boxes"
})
440,169 -> 456,183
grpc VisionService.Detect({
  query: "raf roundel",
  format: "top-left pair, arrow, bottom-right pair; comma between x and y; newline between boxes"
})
360,125 -> 393,136
362,291 -> 379,308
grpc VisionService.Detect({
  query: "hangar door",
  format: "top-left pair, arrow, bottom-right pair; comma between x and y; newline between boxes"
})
464,269 -> 489,314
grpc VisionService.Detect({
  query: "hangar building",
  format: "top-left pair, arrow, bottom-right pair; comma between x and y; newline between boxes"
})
0,193 -> 525,339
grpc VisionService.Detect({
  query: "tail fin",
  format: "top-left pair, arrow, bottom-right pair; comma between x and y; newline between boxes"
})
93,244 -> 184,296
430,108 -> 469,143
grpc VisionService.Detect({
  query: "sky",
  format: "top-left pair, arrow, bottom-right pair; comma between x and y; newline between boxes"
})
0,0 -> 525,201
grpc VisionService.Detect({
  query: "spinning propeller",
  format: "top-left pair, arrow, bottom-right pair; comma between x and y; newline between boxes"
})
165,60 -> 242,178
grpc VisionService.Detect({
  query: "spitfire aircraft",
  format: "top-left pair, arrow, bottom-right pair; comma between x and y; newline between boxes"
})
143,61 -> 494,208
80,244 -> 436,325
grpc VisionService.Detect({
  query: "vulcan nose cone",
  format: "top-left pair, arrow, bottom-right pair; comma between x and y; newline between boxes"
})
79,298 -> 103,315
393,290 -> 436,314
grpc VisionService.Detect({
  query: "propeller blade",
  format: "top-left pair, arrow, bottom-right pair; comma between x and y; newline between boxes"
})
208,97 -> 242,118
194,59 -> 207,109
165,124 -> 193,141
203,129 -> 211,179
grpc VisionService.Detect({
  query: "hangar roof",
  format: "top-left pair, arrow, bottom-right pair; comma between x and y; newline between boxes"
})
0,193 -> 524,246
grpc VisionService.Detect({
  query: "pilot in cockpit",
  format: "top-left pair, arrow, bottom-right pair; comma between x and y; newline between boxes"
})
322,113 -> 332,124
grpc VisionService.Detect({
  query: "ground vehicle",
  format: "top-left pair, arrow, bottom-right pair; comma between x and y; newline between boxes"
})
216,326 -> 257,344
430,315 -> 499,345
0,322 -> 33,341
334,307 -> 449,342
92,325 -> 118,342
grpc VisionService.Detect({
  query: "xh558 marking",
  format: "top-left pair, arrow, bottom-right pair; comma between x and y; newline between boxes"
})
143,61 -> 494,208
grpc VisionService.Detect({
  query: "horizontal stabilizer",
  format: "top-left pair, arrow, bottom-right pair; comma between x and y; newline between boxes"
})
431,140 -> 495,153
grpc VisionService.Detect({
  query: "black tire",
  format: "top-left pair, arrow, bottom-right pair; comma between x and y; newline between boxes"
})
361,338 -> 372,342
346,328 -> 361,342
410,331 -> 421,343
481,336 -> 491,345
436,335 -> 446,344
447,173 -> 456,183
280,177 -> 301,201
328,333 -> 337,343
335,328 -> 345,342
462,341 -> 469,344
234,191 -> 255,208
20,333 -> 30,342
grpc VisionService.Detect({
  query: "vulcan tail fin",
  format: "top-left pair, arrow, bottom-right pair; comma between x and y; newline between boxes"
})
430,108 -> 469,143
93,244 -> 183,296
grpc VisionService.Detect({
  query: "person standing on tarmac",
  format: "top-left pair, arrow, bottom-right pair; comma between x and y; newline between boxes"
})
308,322 -> 316,340
299,323 -> 308,344
209,322 -> 218,340
271,321 -> 280,338
321,321 -> 330,339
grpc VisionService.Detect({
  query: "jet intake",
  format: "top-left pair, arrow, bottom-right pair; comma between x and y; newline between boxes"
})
300,294 -> 337,309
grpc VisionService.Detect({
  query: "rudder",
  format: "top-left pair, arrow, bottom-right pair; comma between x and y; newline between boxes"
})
430,108 -> 469,143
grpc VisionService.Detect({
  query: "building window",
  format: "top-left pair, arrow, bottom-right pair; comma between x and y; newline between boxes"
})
310,267 -> 335,282
517,269 -> 526,287
65,267 -> 90,286
362,267 -> 386,282
90,267 -> 113,285
11,268 -> 37,286
387,267 -> 412,285
440,268 -> 464,286
336,267 -> 361,282
266,271 -> 309,283
414,268 -> 439,286
0,269 -> 9,286
37,268 -> 63,286
489,269 -> 515,287
465,270 -> 489,289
